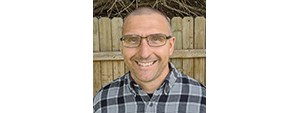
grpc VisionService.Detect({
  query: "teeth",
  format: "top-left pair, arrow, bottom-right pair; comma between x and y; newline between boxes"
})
138,61 -> 154,67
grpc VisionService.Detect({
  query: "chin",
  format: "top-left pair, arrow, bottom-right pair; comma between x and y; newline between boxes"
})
135,73 -> 156,82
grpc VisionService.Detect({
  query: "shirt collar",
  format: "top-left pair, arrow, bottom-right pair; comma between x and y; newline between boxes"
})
163,62 -> 181,95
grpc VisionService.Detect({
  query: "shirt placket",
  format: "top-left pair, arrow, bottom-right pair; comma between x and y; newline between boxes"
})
144,88 -> 163,113
131,83 -> 162,113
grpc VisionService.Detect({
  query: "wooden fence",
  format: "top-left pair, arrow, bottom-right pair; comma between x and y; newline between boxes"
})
93,17 -> 206,96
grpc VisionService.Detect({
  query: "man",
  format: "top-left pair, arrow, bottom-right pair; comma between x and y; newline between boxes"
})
94,7 -> 206,113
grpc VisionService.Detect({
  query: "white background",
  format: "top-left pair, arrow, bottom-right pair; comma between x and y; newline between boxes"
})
0,0 -> 299,112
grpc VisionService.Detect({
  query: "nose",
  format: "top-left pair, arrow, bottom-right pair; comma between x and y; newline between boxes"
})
138,39 -> 152,59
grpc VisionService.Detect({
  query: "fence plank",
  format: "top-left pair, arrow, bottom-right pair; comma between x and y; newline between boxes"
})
99,17 -> 113,87
93,17 -> 100,52
194,17 -> 206,85
182,17 -> 194,78
93,62 -> 101,96
112,17 -> 125,80
93,17 -> 101,96
199,58 -> 206,85
111,17 -> 122,51
171,17 -> 183,72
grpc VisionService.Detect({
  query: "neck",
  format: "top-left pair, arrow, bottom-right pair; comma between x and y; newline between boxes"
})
139,78 -> 165,93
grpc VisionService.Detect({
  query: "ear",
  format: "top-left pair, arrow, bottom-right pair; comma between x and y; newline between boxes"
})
168,36 -> 176,56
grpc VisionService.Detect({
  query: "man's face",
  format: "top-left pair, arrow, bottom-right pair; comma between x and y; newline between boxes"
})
122,13 -> 175,84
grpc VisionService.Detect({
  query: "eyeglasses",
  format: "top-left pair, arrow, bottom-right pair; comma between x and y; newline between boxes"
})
120,33 -> 172,48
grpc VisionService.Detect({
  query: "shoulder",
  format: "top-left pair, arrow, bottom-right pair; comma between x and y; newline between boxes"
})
174,72 -> 206,97
169,62 -> 205,89
178,72 -> 206,89
101,75 -> 127,91
93,75 -> 126,104
171,72 -> 206,106
93,75 -> 128,112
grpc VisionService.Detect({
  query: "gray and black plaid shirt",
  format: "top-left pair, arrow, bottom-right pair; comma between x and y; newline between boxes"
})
93,63 -> 206,113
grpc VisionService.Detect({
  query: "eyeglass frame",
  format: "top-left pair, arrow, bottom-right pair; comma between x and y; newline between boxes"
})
120,33 -> 172,48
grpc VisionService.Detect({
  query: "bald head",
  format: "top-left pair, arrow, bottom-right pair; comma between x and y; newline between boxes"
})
123,7 -> 172,35
124,7 -> 170,23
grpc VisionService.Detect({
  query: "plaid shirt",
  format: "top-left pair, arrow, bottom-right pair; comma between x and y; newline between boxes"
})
93,63 -> 206,113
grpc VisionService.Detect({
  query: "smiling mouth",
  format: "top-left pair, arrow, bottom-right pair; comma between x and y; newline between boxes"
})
136,61 -> 157,67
